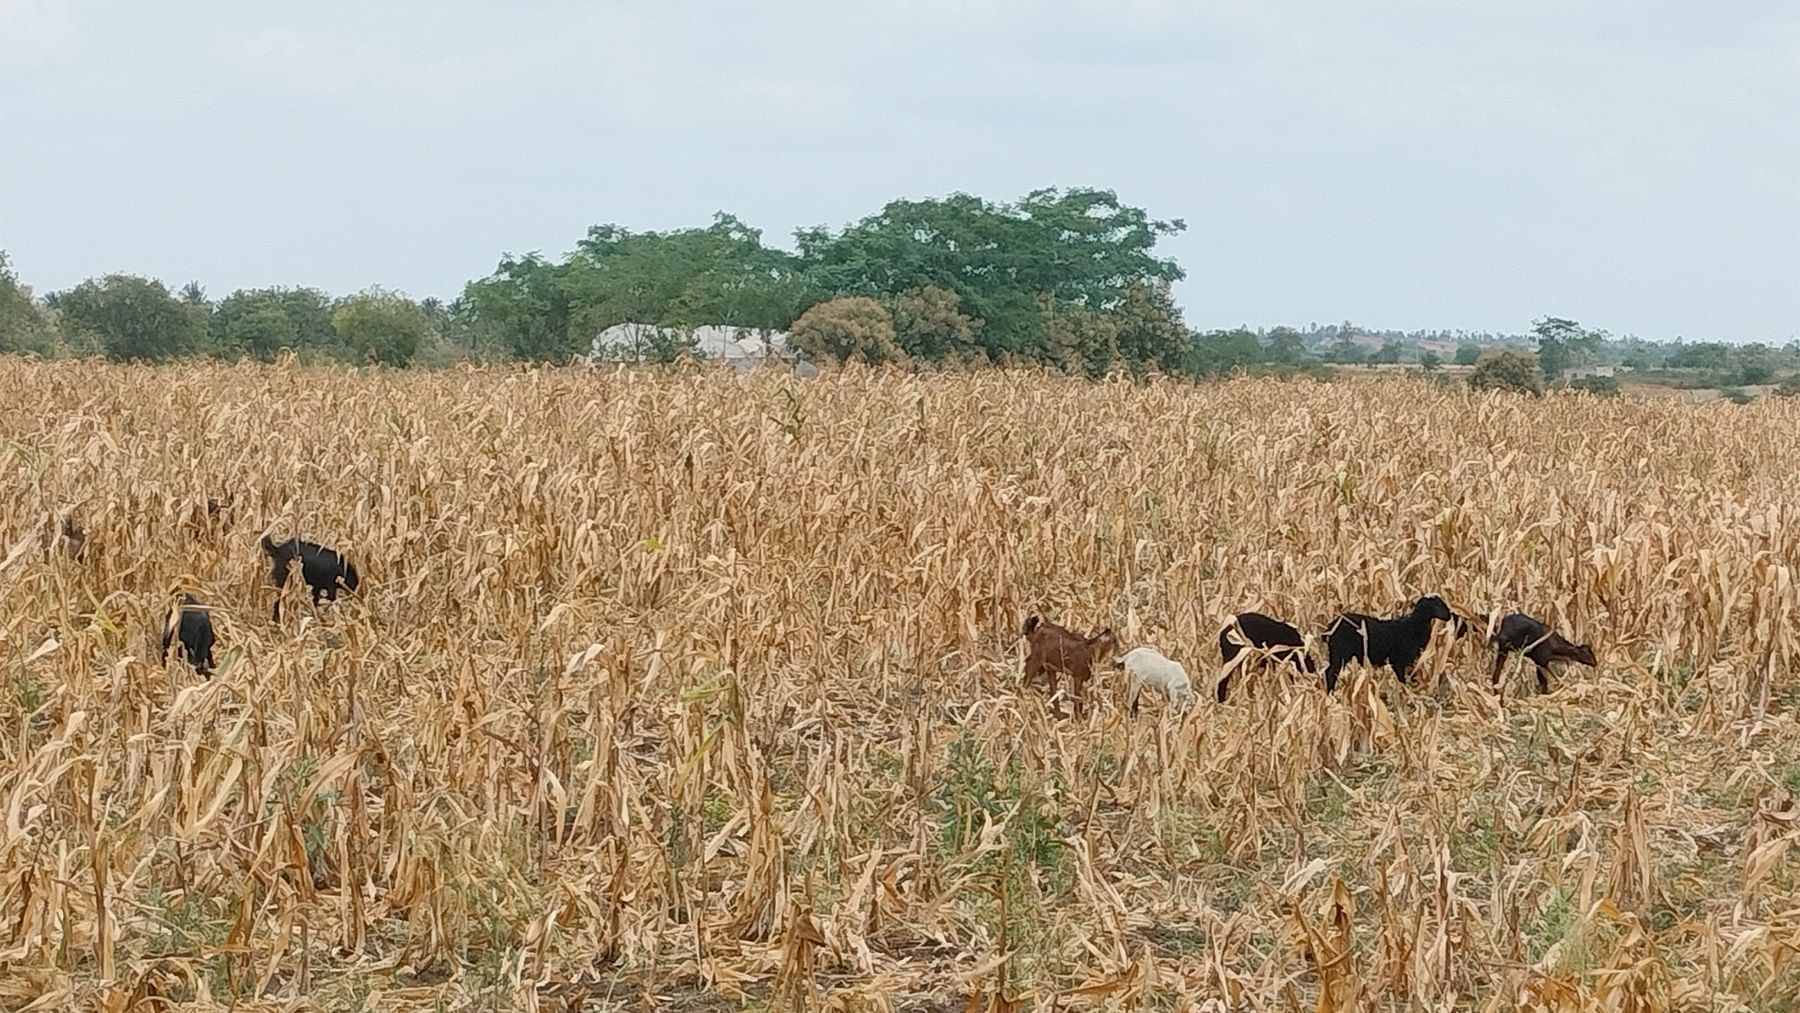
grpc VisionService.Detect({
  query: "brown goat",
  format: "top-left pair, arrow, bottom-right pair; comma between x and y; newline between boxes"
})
1021,614 -> 1119,717
1491,612 -> 1597,695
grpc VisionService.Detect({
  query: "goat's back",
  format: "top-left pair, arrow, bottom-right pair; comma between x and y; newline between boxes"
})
1494,612 -> 1550,650
1228,611 -> 1306,647
1122,645 -> 1186,677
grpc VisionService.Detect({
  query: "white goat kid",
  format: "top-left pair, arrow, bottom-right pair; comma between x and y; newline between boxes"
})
1119,646 -> 1197,715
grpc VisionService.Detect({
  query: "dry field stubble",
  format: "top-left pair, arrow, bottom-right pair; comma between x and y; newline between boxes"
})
1,359 -> 1798,1011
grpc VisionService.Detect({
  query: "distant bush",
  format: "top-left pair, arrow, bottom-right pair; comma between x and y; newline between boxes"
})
1774,375 -> 1800,398
1722,387 -> 1754,405
1468,350 -> 1543,396
789,297 -> 902,365
1569,375 -> 1620,397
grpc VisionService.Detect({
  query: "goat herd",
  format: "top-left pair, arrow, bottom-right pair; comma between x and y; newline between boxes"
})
1022,595 -> 1599,718
159,533 -> 359,676
159,532 -> 1596,724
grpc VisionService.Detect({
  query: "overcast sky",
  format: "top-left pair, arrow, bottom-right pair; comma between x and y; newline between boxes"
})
3,1 -> 1796,341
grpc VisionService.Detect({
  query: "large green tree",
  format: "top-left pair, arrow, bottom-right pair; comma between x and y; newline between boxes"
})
461,254 -> 579,362
0,252 -> 57,355
1734,342 -> 1775,385
464,213 -> 807,362
567,213 -> 805,337
1265,327 -> 1308,365
794,188 -> 1183,359
211,287 -> 335,359
331,288 -> 431,366
1187,328 -> 1264,376
56,274 -> 208,362
1533,317 -> 1604,379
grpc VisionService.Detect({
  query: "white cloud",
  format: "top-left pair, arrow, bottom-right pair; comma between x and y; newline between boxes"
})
226,22 -> 512,113
0,0 -> 75,70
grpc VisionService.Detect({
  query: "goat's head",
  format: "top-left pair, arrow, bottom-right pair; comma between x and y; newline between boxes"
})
1569,641 -> 1598,667
1414,595 -> 1454,624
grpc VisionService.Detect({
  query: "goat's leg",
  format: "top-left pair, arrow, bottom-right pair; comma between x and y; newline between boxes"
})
1323,658 -> 1343,693
1491,648 -> 1510,689
1023,655 -> 1043,690
1216,642 -> 1239,703
1533,660 -> 1552,695
1071,670 -> 1089,718
1392,660 -> 1411,685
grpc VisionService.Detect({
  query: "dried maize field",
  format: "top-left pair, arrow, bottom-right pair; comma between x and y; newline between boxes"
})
3,358 -> 1800,1013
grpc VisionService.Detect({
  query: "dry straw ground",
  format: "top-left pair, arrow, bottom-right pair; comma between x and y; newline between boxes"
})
2,360 -> 1798,1012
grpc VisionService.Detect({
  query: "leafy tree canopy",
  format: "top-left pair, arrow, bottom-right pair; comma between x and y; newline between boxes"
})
1188,328 -> 1264,377
331,288 -> 431,366
212,287 -> 335,360
1533,316 -> 1604,378
56,274 -> 208,362
0,251 -> 56,355
795,188 -> 1183,358
567,213 -> 807,335
463,213 -> 807,362
461,254 -> 579,362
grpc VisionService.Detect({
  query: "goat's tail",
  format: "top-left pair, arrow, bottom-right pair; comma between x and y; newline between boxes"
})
1021,614 -> 1041,638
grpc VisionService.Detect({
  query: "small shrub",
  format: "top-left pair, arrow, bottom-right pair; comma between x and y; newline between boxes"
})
1722,387 -> 1753,405
1569,375 -> 1620,397
1468,350 -> 1543,396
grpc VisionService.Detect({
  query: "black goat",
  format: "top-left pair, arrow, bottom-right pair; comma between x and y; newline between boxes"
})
1216,611 -> 1317,702
161,594 -> 217,676
1491,612 -> 1597,694
1323,595 -> 1456,691
261,534 -> 360,619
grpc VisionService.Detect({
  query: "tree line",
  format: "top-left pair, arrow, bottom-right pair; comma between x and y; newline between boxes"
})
0,189 -> 1195,374
3,186 -> 1794,386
